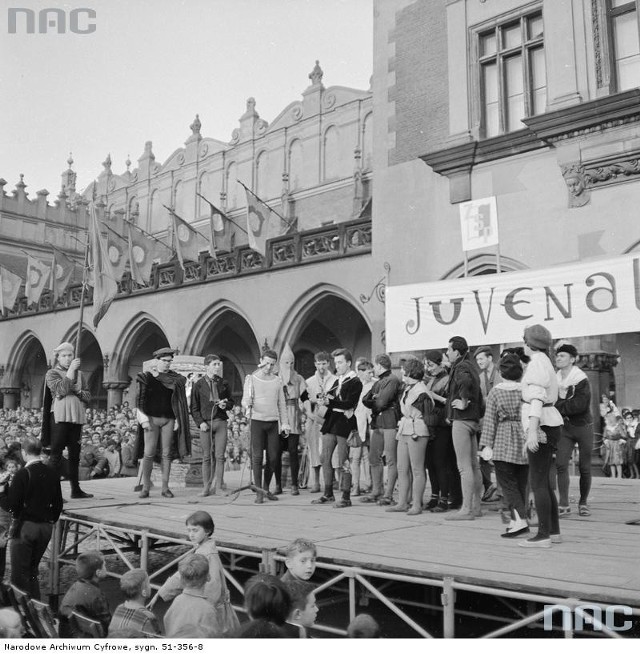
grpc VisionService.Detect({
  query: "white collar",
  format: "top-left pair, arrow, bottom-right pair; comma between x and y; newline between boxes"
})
338,370 -> 356,382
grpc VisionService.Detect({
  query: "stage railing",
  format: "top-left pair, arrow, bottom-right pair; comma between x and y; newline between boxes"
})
49,516 -> 640,638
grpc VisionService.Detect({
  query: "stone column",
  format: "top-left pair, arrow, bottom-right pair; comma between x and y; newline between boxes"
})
102,381 -> 131,410
1,388 -> 20,410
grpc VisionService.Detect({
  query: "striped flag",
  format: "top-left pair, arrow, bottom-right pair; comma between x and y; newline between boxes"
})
0,266 -> 22,312
25,253 -> 51,306
89,202 -> 118,328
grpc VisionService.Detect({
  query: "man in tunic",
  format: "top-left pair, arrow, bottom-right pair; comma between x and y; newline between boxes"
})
135,347 -> 191,499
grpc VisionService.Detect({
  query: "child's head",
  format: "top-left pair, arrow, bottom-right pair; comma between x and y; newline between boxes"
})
185,510 -> 214,546
284,538 -> 317,581
178,553 -> 210,590
76,550 -> 106,580
347,613 -> 381,638
119,568 -> 150,601
283,580 -> 318,629
0,608 -> 24,638
244,574 -> 291,626
4,459 -> 18,475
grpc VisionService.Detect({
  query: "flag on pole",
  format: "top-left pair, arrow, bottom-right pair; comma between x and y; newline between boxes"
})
0,266 -> 22,312
89,202 -> 118,328
170,209 -> 209,269
50,247 -> 76,303
126,222 -> 160,285
208,203 -> 233,257
240,182 -> 292,256
25,253 -> 51,306
104,218 -> 128,282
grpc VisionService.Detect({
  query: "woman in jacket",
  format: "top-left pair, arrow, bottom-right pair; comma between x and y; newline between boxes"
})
389,358 -> 430,515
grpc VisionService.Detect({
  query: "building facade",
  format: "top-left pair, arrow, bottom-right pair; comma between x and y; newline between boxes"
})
373,0 -> 640,415
0,63 -> 380,409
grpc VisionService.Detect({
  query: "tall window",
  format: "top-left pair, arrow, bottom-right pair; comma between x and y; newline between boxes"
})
478,11 -> 545,138
608,1 -> 640,91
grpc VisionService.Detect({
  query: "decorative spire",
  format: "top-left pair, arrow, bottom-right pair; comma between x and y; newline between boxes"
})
125,154 -> 131,172
190,114 -> 201,135
309,60 -> 323,86
17,173 -> 26,189
102,153 -> 112,172
67,152 -> 74,168
244,97 -> 257,117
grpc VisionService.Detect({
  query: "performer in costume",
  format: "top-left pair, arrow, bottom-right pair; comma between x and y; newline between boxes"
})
135,347 -> 191,498
42,341 -> 93,499
270,344 -> 306,495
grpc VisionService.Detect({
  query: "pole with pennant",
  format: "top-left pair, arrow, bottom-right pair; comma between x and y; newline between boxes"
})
196,192 -> 248,234
74,232 -> 91,359
237,180 -> 295,232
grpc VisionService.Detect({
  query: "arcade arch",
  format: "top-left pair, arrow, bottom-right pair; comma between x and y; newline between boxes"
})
6,331 -> 47,409
186,305 -> 260,402
60,324 -> 106,408
278,286 -> 372,379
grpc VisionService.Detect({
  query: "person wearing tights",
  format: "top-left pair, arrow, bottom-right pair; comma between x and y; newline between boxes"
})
520,324 -> 564,548
423,350 -> 461,512
135,347 -> 191,499
554,343 -> 594,517
191,354 -> 234,497
42,341 -> 93,499
267,344 -> 306,496
360,354 -> 401,506
312,348 -> 362,509
391,358 -> 430,515
242,350 -> 290,503
445,337 -> 484,521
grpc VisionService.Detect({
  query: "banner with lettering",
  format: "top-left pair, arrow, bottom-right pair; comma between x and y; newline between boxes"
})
385,254 -> 640,351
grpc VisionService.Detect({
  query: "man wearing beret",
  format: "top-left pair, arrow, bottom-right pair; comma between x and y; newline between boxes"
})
135,348 -> 190,498
555,343 -> 594,517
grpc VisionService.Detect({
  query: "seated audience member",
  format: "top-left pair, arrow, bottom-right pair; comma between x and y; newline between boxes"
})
347,613 -> 381,638
59,550 -> 111,637
108,569 -> 160,637
103,440 -> 121,477
79,440 -> 109,480
163,554 -> 219,638
282,579 -> 318,637
0,608 -> 25,638
232,574 -> 291,638
119,433 -> 139,477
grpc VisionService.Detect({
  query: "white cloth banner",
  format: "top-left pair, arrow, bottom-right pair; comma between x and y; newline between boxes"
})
385,253 -> 640,352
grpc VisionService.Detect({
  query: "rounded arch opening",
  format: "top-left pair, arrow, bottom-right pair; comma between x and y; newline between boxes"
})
60,324 -> 106,409
7,332 -> 48,409
441,254 -> 528,280
279,287 -> 372,379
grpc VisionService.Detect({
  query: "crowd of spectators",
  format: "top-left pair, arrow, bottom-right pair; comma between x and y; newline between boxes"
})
0,402 -> 254,481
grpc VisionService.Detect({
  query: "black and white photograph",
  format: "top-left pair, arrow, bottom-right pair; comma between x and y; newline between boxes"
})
0,0 -> 639,643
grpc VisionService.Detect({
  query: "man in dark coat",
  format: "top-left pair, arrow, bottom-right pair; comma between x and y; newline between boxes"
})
190,354 -> 234,496
135,348 -> 190,499
7,436 -> 63,599
312,348 -> 362,509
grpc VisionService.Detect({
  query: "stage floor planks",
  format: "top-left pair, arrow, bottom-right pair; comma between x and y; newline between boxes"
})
61,473 -> 640,608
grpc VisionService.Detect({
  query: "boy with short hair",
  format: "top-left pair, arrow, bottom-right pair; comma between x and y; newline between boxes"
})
59,550 -> 111,637
108,569 -> 160,637
281,538 -> 317,582
163,554 -> 219,638
282,579 -> 318,637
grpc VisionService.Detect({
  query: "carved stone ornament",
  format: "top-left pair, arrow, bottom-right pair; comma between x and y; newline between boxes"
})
561,163 -> 590,208
309,60 -> 323,86
291,104 -> 304,122
177,153 -> 185,166
201,143 -> 209,157
323,92 -> 336,110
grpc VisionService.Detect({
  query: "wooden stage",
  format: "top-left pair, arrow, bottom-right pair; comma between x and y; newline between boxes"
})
59,471 -> 640,615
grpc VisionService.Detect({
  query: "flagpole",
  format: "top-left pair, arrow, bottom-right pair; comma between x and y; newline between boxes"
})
129,221 -> 173,253
236,180 -> 295,231
101,221 -> 128,242
196,192 -> 248,234
74,226 -> 91,359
